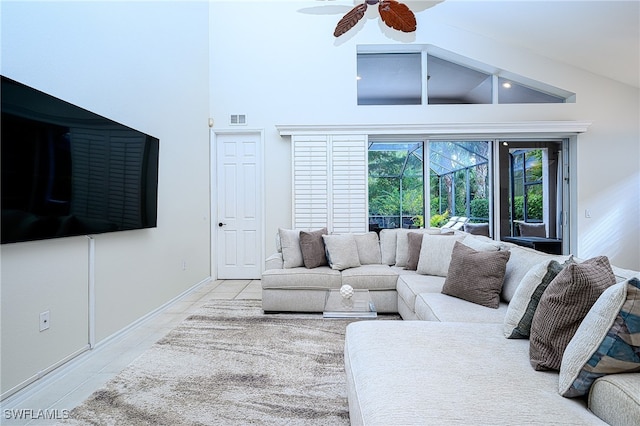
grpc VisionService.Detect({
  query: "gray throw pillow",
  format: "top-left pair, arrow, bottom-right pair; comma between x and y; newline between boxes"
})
322,234 -> 361,271
463,222 -> 490,237
441,241 -> 511,309
529,256 -> 616,371
354,232 -> 382,264
404,232 -> 424,271
518,222 -> 546,237
299,228 -> 327,268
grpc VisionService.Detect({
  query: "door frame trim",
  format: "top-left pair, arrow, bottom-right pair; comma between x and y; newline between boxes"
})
210,129 -> 265,280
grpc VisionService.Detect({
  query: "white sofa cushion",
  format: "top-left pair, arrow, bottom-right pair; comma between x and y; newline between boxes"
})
261,266 -> 341,289
396,272 -> 446,314
501,245 -> 566,302
415,293 -> 508,322
461,234 -> 502,252
588,374 -> 640,426
341,265 -> 399,290
344,321 -> 605,425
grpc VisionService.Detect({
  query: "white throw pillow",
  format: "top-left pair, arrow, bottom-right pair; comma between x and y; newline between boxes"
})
395,228 -> 443,267
394,229 -> 413,267
354,232 -> 382,264
322,234 -> 361,271
278,228 -> 303,268
379,229 -> 397,265
416,233 -> 464,277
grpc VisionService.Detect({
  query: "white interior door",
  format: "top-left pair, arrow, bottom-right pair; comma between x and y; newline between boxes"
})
214,132 -> 262,279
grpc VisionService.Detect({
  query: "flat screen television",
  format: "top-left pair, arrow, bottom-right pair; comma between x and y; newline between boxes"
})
1,76 -> 159,244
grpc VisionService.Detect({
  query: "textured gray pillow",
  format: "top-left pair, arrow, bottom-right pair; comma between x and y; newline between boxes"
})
404,232 -> 424,271
441,241 -> 511,308
529,256 -> 616,371
299,228 -> 327,268
322,234 -> 361,271
278,228 -> 303,268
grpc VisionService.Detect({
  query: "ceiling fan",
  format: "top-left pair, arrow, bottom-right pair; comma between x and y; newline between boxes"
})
333,0 -> 416,37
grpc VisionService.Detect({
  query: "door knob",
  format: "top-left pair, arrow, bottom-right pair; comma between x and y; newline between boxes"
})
218,222 -> 226,227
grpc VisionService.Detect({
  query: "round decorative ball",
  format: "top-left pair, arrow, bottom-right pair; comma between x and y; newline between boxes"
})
340,284 -> 354,299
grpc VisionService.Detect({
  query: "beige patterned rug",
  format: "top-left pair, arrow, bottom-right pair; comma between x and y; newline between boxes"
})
64,300 -> 397,425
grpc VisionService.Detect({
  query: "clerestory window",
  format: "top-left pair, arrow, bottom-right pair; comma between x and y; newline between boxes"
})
356,46 -> 575,106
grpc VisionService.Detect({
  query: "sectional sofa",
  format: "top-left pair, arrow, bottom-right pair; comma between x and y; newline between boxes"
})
261,227 -> 640,425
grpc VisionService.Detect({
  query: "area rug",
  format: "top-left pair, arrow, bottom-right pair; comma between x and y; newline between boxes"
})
64,300 -> 397,425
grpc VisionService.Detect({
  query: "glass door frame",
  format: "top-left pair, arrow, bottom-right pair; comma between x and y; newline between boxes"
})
492,138 -> 572,254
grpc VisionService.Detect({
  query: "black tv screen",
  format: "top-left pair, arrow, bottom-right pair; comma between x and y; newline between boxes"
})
1,76 -> 159,244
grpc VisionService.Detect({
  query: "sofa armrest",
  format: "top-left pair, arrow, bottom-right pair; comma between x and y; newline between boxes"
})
265,253 -> 284,270
589,374 -> 640,426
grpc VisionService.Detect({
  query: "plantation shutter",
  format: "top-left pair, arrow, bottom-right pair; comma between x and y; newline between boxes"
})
292,135 -> 329,230
291,134 -> 368,233
330,135 -> 367,233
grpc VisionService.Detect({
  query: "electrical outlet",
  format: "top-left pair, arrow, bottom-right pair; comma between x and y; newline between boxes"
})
39,311 -> 50,332
585,209 -> 592,218
182,260 -> 187,271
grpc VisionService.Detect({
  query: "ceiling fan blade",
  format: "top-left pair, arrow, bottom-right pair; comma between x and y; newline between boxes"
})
334,3 -> 368,37
378,0 -> 416,33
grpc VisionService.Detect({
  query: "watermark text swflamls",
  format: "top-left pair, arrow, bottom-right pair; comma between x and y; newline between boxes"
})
3,409 -> 70,420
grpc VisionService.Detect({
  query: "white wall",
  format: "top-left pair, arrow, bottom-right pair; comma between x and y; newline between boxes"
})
1,1 -> 211,396
210,1 -> 639,270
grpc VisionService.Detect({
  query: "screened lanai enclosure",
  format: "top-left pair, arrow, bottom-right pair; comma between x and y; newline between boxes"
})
368,140 -> 490,232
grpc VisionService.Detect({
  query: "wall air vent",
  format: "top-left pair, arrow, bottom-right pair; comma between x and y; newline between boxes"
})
230,114 -> 247,125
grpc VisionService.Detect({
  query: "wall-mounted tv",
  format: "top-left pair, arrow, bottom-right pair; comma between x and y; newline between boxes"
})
1,76 -> 159,244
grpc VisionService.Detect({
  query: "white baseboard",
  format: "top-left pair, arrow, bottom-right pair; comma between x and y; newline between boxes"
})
0,276 -> 213,404
0,345 -> 90,403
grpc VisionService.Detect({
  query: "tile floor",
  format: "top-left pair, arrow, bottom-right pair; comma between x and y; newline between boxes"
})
1,279 -> 262,425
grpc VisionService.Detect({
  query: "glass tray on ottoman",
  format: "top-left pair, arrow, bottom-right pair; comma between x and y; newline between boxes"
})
323,289 -> 377,319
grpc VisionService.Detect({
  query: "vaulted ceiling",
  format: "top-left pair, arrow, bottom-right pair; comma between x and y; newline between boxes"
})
316,0 -> 639,88
426,0 -> 639,88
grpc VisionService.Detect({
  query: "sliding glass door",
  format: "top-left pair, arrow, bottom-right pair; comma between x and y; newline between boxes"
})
367,137 -> 570,254
497,140 -> 565,240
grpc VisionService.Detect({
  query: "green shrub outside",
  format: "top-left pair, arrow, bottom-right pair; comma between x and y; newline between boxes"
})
513,193 -> 543,220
